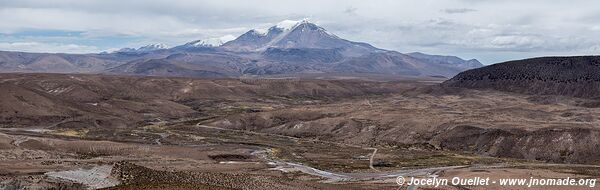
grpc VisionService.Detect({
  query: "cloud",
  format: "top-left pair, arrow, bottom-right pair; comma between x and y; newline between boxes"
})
343,6 -> 358,15
441,8 -> 477,14
0,41 -> 101,53
490,35 -> 544,49
590,26 -> 600,31
0,0 -> 599,64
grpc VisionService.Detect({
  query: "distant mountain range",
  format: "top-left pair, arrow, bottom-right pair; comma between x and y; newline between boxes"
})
0,20 -> 482,78
115,43 -> 169,53
444,56 -> 600,98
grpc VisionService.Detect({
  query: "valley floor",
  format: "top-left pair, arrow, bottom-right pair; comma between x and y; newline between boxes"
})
0,73 -> 599,189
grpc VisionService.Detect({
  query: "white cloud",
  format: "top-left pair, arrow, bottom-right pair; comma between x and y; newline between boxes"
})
591,26 -> 600,31
490,35 -> 544,49
441,8 -> 477,14
0,0 -> 599,63
0,42 -> 100,53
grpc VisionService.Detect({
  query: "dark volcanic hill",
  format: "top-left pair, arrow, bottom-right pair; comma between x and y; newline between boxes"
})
443,56 -> 600,98
0,20 -> 482,78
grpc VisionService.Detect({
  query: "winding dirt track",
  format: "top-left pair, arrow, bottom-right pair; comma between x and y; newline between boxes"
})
365,147 -> 378,171
193,124 -> 467,182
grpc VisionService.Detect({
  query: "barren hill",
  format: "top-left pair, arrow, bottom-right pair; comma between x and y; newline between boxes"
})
0,73 -> 413,128
443,56 -> 600,98
3,73 -> 600,164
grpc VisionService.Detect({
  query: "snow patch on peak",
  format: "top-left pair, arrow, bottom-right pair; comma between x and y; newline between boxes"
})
299,18 -> 310,24
251,29 -> 268,36
275,20 -> 301,30
218,35 -> 236,43
115,47 -> 136,53
186,40 -> 211,47
185,35 -> 236,47
274,19 -> 312,30
246,19 -> 312,37
114,43 -> 168,53
138,43 -> 168,51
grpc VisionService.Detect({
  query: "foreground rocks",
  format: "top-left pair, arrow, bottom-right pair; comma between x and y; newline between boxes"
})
109,161 -> 317,190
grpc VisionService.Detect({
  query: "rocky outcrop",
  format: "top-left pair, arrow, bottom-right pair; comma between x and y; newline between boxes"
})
431,125 -> 600,164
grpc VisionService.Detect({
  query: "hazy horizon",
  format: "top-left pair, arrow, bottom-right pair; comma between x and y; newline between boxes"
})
1,0 -> 600,64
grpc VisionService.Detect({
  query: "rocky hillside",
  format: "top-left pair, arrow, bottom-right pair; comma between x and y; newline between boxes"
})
0,73 -> 411,128
444,56 -> 600,98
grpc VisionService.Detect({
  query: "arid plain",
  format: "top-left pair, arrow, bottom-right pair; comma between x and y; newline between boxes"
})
0,73 -> 599,189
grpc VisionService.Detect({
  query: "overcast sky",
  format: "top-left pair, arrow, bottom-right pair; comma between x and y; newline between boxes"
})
1,0 -> 599,64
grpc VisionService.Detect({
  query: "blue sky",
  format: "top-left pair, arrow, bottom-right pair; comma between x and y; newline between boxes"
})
1,0 -> 600,64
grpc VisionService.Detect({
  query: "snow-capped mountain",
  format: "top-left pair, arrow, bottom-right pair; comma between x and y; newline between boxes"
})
137,43 -> 168,52
275,20 -> 303,30
176,35 -> 236,50
221,19 -> 381,56
0,19 -> 483,78
105,19 -> 481,78
115,43 -> 168,53
114,47 -> 137,53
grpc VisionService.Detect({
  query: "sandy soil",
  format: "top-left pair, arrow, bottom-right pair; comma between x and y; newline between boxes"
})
1,74 -> 600,189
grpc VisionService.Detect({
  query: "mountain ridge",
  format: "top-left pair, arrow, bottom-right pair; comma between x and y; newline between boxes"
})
0,20 -> 483,78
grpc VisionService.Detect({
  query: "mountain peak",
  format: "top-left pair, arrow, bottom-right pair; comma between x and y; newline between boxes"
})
181,35 -> 237,48
250,29 -> 268,36
291,20 -> 327,33
407,52 -> 483,68
138,43 -> 168,51
115,43 -> 168,53
275,20 -> 299,30
273,19 -> 311,31
221,19 -> 371,52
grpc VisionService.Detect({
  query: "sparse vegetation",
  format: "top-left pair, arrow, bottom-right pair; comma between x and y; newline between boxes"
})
2,73 -> 600,189
51,129 -> 89,137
